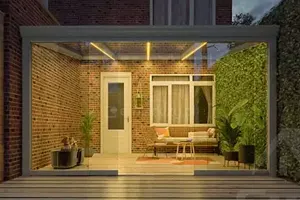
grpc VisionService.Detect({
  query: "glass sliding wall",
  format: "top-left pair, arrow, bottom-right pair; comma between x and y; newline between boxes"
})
29,40 -> 268,174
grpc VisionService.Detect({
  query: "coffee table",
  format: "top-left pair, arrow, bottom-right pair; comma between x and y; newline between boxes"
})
175,142 -> 195,160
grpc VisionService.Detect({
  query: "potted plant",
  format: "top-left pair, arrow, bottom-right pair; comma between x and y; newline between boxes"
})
216,99 -> 248,165
238,129 -> 255,168
81,111 -> 96,157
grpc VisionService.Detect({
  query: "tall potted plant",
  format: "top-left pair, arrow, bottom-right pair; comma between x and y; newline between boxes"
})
81,111 -> 96,157
216,99 -> 248,165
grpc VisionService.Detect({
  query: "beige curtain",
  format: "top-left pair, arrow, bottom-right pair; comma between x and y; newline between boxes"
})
152,76 -> 190,124
172,85 -> 190,124
153,86 -> 168,123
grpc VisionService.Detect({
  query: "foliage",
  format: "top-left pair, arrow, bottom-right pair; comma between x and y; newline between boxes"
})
216,100 -> 248,152
232,13 -> 256,26
259,0 -> 300,180
80,111 -> 96,148
214,43 -> 267,167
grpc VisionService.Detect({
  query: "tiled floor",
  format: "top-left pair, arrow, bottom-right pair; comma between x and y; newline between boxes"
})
39,153 -> 258,174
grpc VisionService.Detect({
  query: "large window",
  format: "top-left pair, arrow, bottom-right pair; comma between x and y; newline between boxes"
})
150,74 -> 215,126
151,0 -> 214,25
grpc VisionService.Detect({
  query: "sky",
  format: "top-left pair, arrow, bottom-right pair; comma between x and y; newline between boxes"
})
232,0 -> 282,21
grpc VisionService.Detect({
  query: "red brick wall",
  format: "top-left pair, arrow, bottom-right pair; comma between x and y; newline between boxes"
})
80,60 -> 213,153
49,0 -> 150,25
31,45 -> 81,170
216,0 -> 232,25
0,0 -> 58,180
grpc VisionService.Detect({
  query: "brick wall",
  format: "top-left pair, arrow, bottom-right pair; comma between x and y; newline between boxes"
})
48,0 -> 232,25
29,53 -> 214,170
0,11 -> 4,182
216,0 -> 232,25
80,60 -> 213,153
0,0 -> 58,180
31,44 -> 81,170
49,0 -> 150,25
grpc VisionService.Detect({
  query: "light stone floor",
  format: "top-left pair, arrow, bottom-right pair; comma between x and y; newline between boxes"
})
39,153 -> 258,174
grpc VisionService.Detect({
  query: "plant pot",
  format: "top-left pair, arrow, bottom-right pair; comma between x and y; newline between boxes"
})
239,145 -> 255,164
224,151 -> 239,161
84,147 -> 95,157
77,148 -> 84,165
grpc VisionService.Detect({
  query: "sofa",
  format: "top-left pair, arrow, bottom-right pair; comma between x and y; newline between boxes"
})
155,127 -> 219,154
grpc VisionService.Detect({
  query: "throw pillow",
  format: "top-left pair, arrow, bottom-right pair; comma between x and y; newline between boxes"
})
210,128 -> 216,138
155,127 -> 170,138
207,128 -> 213,137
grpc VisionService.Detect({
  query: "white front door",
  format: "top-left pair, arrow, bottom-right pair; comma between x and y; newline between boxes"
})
101,73 -> 132,154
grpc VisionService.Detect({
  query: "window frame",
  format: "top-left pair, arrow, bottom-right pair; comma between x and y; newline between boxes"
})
150,0 -> 216,25
150,74 -> 216,127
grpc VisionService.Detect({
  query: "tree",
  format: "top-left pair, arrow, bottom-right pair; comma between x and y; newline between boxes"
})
228,13 -> 256,49
232,13 -> 256,26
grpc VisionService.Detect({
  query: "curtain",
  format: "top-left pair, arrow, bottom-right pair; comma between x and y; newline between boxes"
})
201,86 -> 212,123
172,85 -> 190,124
153,86 -> 168,123
152,76 -> 190,124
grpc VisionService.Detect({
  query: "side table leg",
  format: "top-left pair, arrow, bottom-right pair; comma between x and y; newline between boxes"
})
153,146 -> 157,157
176,144 -> 179,159
192,144 -> 195,159
183,144 -> 186,160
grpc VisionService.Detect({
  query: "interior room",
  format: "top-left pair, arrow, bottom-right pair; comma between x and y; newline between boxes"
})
30,41 -> 268,175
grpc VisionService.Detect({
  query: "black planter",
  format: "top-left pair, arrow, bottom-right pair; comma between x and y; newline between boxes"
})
239,145 -> 255,164
77,148 -> 84,165
224,151 -> 239,161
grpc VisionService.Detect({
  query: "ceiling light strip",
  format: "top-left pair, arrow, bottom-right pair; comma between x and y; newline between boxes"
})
181,42 -> 208,61
146,42 -> 151,61
90,42 -> 115,60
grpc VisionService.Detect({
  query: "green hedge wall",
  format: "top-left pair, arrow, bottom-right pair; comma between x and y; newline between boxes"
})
259,0 -> 300,182
214,43 -> 268,167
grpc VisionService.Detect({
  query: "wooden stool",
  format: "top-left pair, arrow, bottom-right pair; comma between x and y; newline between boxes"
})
176,142 -> 195,160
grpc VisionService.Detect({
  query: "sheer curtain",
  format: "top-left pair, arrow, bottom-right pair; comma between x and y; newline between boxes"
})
153,86 -> 168,123
172,85 -> 190,124
152,76 -> 190,124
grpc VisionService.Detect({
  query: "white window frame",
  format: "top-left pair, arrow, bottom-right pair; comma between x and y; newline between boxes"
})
150,0 -> 216,25
150,74 -> 216,127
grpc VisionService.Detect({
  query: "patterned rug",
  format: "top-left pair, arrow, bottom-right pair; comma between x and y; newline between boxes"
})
136,157 -> 220,165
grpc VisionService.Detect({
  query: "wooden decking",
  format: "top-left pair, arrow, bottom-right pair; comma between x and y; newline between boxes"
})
0,176 -> 300,199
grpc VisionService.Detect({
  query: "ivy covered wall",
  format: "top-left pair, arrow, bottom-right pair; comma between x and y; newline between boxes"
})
259,0 -> 300,182
214,43 -> 268,167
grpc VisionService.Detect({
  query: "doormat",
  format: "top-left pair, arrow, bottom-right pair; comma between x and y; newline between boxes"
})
136,157 -> 220,165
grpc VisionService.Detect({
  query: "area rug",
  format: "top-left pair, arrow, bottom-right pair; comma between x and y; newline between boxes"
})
136,157 -> 220,165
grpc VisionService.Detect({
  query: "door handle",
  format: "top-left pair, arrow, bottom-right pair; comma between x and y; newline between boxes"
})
127,116 -> 130,123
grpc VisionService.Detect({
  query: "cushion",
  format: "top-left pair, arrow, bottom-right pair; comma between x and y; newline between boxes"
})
191,137 -> 218,145
155,127 -> 170,138
207,128 -> 216,138
188,131 -> 209,138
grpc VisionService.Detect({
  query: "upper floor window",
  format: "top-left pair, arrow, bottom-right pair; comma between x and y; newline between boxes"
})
151,0 -> 215,25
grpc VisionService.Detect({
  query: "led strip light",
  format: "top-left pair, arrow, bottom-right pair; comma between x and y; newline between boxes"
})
181,42 -> 208,61
147,42 -> 151,61
90,42 -> 115,60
